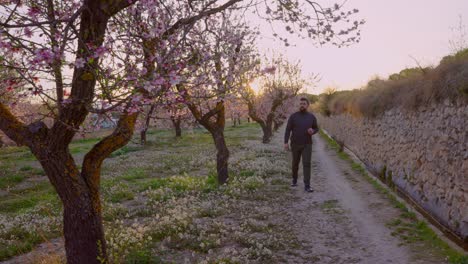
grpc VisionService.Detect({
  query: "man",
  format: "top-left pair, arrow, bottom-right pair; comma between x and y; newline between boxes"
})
284,97 -> 319,192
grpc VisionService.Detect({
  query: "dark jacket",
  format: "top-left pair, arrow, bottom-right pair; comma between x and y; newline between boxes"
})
284,111 -> 319,145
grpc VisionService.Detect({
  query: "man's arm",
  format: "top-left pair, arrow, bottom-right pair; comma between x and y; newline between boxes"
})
311,116 -> 319,135
284,115 -> 293,144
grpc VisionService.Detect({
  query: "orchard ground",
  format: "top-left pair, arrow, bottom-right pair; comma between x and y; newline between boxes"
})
0,123 -> 466,264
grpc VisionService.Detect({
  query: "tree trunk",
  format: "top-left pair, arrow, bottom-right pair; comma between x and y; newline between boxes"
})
262,113 -> 275,143
248,108 -> 273,144
140,130 -> 147,145
273,119 -> 284,132
176,85 -> 230,184
173,118 -> 182,137
28,111 -> 137,264
63,196 -> 106,264
211,128 -> 229,185
231,114 -> 236,127
261,124 -> 273,143
141,105 -> 156,145
175,124 -> 182,137
33,149 -> 106,264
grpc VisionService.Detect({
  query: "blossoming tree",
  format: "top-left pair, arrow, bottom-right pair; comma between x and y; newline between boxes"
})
226,97 -> 248,127
0,0 -> 249,262
242,56 -> 312,143
0,0 -> 362,262
173,12 -> 260,184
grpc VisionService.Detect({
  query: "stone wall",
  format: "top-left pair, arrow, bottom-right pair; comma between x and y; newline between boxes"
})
316,100 -> 468,241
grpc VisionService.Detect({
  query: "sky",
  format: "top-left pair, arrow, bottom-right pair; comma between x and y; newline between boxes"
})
253,0 -> 468,94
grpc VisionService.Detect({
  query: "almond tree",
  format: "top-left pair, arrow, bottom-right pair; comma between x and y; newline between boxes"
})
0,0 -> 247,262
140,99 -> 193,142
226,97 -> 248,126
273,98 -> 297,131
166,102 -> 192,137
174,12 -> 259,184
242,56 -> 311,143
0,2 -> 138,261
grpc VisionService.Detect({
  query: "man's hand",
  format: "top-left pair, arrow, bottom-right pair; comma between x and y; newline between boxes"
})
284,143 -> 289,151
307,128 -> 315,135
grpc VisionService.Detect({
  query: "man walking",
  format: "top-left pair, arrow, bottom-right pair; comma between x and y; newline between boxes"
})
284,97 -> 319,192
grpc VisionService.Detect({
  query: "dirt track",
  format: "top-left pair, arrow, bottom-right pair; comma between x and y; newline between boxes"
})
275,133 -> 448,263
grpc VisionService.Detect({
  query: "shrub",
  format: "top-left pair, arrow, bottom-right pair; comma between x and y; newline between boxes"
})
313,50 -> 468,118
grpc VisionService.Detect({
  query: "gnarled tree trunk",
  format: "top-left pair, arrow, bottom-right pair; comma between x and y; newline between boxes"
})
273,118 -> 285,132
199,102 -> 229,185
171,116 -> 182,137
261,124 -> 273,143
0,1 -> 137,262
36,153 -> 106,263
176,84 -> 230,184
141,105 -> 156,145
24,112 -> 138,264
211,127 -> 229,184
247,102 -> 274,143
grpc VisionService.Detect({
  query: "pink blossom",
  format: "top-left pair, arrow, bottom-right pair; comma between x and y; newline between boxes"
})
262,66 -> 276,74
152,77 -> 165,86
27,7 -> 41,20
132,95 -> 143,103
33,48 -> 56,64
24,27 -> 33,38
75,58 -> 86,68
0,41 -> 12,50
169,76 -> 181,85
144,81 -> 155,91
92,46 -> 108,58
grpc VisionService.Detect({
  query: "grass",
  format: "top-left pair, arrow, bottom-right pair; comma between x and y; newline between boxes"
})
319,129 -> 468,264
0,122 -> 272,262
19,165 -> 33,172
110,145 -> 143,158
120,168 -> 148,181
0,228 -> 44,261
125,248 -> 163,264
320,199 -> 339,210
0,183 -> 59,214
0,174 -> 25,189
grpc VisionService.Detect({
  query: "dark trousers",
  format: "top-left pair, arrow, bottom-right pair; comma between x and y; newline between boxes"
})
291,144 -> 312,187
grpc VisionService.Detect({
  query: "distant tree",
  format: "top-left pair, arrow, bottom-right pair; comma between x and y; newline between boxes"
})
226,97 -> 248,127
176,12 -> 259,184
314,87 -> 337,116
242,56 -> 312,143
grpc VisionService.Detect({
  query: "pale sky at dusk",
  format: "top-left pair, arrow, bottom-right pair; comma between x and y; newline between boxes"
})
253,0 -> 468,94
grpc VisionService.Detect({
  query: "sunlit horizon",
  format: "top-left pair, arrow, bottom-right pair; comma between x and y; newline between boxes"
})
249,0 -> 468,95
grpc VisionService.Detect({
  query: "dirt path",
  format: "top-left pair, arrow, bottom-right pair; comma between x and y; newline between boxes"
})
276,133 -> 446,264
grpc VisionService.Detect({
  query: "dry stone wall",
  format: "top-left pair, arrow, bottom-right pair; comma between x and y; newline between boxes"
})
316,100 -> 468,241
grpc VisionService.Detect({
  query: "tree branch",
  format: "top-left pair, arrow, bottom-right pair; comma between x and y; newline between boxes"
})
0,102 -> 31,146
81,111 -> 138,198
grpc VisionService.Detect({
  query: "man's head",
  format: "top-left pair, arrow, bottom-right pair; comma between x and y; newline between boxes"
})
299,97 -> 310,112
